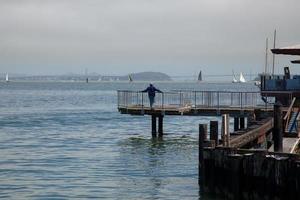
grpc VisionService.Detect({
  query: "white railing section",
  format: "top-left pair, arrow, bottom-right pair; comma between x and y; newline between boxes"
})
117,90 -> 277,110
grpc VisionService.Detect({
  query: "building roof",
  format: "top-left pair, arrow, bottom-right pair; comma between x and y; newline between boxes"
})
271,44 -> 300,55
291,59 -> 300,64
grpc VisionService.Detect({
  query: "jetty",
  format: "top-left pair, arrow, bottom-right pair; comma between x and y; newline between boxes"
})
118,90 -> 275,136
117,44 -> 300,199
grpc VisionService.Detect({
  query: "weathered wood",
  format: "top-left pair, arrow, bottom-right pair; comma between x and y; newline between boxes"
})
230,118 -> 273,148
151,115 -> 157,137
202,147 -> 300,200
222,114 -> 230,147
158,115 -> 163,137
198,124 -> 207,191
239,117 -> 245,129
274,102 -> 283,152
210,121 -> 219,146
227,154 -> 243,200
234,117 -> 239,131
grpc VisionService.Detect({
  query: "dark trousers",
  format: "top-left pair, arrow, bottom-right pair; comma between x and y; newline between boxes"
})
149,96 -> 155,108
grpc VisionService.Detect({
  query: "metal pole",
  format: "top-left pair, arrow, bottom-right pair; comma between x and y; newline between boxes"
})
265,37 -> 268,74
272,29 -> 276,76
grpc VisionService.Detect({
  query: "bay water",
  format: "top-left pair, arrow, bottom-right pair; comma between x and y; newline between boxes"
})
0,82 -> 257,199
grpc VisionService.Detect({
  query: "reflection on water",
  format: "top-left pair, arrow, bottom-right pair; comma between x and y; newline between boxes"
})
118,136 -> 199,199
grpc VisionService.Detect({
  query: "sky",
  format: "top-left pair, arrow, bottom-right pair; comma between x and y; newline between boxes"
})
0,0 -> 300,77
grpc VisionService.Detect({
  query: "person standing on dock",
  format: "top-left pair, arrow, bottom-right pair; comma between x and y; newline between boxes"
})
141,84 -> 162,109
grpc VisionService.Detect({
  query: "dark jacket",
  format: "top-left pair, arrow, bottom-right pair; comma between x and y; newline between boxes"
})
141,85 -> 162,97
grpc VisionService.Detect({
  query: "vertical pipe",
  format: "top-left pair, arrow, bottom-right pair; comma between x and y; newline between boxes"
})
158,115 -> 164,137
210,121 -> 219,146
151,115 -> 157,137
273,101 -> 283,152
198,124 -> 207,189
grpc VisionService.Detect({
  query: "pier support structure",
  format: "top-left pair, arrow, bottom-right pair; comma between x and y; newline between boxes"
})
222,114 -> 230,147
239,117 -> 245,129
151,114 -> 164,137
158,115 -> 164,137
234,117 -> 239,131
151,115 -> 157,137
273,102 -> 283,152
210,121 -> 218,146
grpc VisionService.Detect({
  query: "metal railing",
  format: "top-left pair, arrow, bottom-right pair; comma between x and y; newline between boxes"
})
117,90 -> 276,110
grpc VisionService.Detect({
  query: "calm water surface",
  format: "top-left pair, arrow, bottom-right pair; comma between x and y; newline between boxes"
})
0,82 -> 257,199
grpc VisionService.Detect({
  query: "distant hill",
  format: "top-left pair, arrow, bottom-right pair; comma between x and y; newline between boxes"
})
4,71 -> 172,82
120,72 -> 171,81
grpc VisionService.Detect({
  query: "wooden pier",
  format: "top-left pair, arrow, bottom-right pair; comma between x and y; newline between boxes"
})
118,90 -> 300,199
118,90 -> 275,137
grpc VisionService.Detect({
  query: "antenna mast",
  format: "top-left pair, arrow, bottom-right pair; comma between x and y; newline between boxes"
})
272,29 -> 276,75
265,38 -> 268,74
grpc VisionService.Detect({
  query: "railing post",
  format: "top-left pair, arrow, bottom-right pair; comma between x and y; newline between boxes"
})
240,92 -> 243,109
217,91 -> 220,109
141,93 -> 144,107
162,92 -> 164,109
194,91 -> 197,108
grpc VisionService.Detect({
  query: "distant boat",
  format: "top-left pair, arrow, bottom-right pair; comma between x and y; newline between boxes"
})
198,71 -> 202,82
5,73 -> 9,82
128,75 -> 133,82
232,71 -> 238,83
239,72 -> 246,83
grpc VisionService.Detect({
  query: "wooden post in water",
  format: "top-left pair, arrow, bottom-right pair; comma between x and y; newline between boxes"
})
198,124 -> 207,191
273,102 -> 283,152
222,114 -> 230,147
234,117 -> 239,131
151,115 -> 157,137
210,121 -> 219,146
239,117 -> 245,130
158,115 -> 164,137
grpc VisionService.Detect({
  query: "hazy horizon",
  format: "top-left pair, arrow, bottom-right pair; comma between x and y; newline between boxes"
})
1,0 -> 300,77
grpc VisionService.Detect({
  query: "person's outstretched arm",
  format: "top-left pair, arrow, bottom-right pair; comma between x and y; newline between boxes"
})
141,88 -> 148,92
154,88 -> 163,93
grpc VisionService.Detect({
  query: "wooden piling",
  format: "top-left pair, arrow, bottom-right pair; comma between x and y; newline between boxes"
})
222,114 -> 230,147
273,102 -> 283,152
198,124 -> 207,191
158,115 -> 164,137
234,117 -> 239,131
151,115 -> 157,137
239,117 -> 245,130
210,121 -> 219,146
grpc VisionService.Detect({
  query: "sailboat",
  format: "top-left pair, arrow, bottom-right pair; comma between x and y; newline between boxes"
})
197,71 -> 202,82
5,73 -> 9,82
239,72 -> 246,83
232,71 -> 238,83
128,75 -> 133,82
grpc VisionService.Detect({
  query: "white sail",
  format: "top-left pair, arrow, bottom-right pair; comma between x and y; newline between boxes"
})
232,71 -> 238,83
128,75 -> 133,82
239,72 -> 246,83
5,73 -> 8,82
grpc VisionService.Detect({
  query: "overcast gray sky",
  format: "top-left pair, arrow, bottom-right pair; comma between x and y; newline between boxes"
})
0,0 -> 300,76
